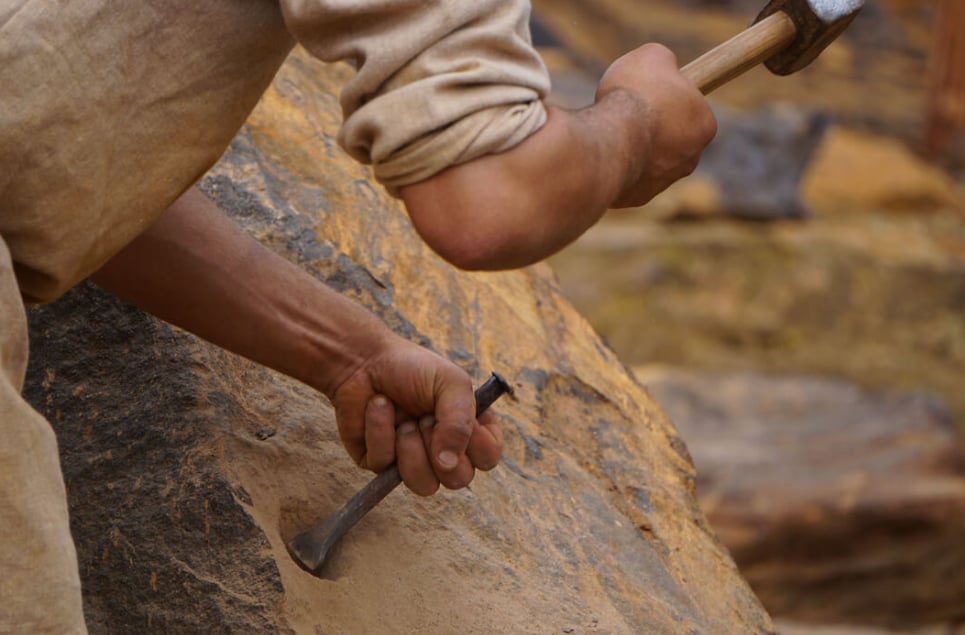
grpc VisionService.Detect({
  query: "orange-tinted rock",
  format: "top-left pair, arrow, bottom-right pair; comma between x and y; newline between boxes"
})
803,127 -> 963,214
24,48 -> 774,633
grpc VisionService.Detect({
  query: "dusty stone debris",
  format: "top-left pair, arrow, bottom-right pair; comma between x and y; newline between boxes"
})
23,49 -> 774,634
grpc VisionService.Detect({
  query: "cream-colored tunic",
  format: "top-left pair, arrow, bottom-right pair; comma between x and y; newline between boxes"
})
0,0 -> 550,303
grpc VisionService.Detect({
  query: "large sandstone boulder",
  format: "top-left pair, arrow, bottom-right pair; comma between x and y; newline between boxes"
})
24,48 -> 773,633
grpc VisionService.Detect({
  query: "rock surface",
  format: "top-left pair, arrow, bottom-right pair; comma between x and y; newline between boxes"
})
24,49 -> 774,634
639,367 -> 965,632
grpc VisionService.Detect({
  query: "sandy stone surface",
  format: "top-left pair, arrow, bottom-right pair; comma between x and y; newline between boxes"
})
25,49 -> 776,634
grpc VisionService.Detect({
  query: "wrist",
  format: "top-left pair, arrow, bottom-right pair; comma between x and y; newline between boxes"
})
583,89 -> 654,206
301,304 -> 394,399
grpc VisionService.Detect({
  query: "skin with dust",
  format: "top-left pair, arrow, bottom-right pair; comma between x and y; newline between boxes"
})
807,0 -> 864,22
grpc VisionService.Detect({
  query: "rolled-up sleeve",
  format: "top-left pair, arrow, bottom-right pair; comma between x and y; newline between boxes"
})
279,0 -> 551,193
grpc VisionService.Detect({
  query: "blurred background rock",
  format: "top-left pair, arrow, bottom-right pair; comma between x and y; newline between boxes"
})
535,1 -> 965,633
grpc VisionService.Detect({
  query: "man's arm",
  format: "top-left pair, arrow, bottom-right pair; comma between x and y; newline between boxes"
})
401,44 -> 717,270
90,188 -> 502,496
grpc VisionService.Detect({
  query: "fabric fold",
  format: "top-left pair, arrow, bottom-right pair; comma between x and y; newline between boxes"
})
281,0 -> 551,193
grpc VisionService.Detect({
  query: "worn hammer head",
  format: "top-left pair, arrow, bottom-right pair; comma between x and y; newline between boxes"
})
755,0 -> 864,75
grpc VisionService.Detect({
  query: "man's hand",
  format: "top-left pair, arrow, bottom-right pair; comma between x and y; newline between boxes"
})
597,43 -> 718,208
329,335 -> 502,496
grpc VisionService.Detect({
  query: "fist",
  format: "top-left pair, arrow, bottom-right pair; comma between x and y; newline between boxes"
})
597,43 -> 717,207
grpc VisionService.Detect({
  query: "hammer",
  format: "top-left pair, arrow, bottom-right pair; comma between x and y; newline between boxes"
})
682,0 -> 864,94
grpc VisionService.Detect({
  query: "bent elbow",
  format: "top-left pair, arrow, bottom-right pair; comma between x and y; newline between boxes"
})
407,204 -> 516,271
402,180 -> 540,272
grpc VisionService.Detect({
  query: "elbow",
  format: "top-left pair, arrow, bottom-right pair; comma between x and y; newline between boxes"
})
405,199 -> 521,271
418,231 -> 494,272
427,236 -> 510,272
401,176 -> 541,272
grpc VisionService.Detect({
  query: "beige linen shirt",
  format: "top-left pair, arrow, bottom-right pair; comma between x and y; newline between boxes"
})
0,0 -> 549,303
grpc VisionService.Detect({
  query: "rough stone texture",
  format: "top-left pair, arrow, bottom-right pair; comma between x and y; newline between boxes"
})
26,289 -> 286,633
538,3 -> 965,634
638,367 -> 965,632
24,48 -> 774,634
539,2 -> 965,633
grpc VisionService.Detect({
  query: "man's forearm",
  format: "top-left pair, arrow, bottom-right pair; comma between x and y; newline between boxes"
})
400,43 -> 716,271
400,98 -> 641,271
90,188 -> 389,397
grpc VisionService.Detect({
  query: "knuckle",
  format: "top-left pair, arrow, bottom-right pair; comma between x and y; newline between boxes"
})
443,415 -> 474,442
701,113 -> 719,142
476,456 -> 500,472
683,156 -> 700,177
442,470 -> 474,491
648,42 -> 677,65
641,42 -> 667,55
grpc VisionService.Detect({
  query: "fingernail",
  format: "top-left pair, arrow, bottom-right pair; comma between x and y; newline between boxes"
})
398,422 -> 417,436
438,450 -> 458,470
372,395 -> 389,409
419,415 -> 435,431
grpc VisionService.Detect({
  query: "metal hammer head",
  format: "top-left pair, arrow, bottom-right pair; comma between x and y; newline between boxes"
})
755,0 -> 863,75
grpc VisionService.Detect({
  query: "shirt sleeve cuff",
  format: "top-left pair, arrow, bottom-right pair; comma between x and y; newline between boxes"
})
281,0 -> 552,196
365,100 -> 547,197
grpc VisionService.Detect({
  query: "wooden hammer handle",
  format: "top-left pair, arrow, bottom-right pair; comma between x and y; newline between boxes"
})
682,11 -> 797,95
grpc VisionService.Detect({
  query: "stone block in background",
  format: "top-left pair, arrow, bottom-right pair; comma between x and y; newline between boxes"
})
694,105 -> 831,221
639,367 -> 965,633
23,48 -> 774,634
802,127 -> 963,215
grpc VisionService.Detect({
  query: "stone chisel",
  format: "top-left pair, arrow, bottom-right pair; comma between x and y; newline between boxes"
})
679,0 -> 864,95
287,372 -> 513,575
